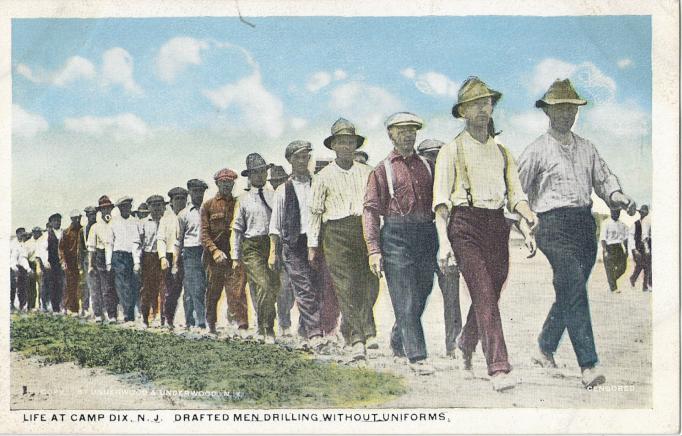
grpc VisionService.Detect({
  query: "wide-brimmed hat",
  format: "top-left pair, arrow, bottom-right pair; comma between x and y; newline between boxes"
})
535,79 -> 587,108
136,202 -> 150,213
417,139 -> 446,154
115,196 -> 133,207
69,209 -> 82,218
285,140 -> 313,161
97,195 -> 114,210
384,112 -> 423,130
241,153 -> 273,177
451,76 -> 502,119
268,165 -> 289,182
323,118 -> 365,150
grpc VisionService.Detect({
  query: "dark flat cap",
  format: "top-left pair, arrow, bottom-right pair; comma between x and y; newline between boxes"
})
187,179 -> 208,190
168,187 -> 189,198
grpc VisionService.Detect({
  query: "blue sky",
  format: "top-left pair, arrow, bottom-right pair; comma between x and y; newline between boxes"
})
12,16 -> 651,228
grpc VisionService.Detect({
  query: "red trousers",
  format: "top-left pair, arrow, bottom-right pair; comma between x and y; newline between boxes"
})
64,262 -> 80,313
141,252 -> 164,324
449,206 -> 511,375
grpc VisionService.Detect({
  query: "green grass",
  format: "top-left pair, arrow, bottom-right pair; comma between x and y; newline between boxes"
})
10,313 -> 405,407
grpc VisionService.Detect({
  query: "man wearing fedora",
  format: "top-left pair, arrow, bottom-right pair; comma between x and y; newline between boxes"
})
232,153 -> 281,343
518,78 -> 636,389
269,140 -> 328,348
364,112 -> 438,375
137,195 -> 168,328
309,118 -> 379,360
109,196 -> 141,323
629,204 -> 652,292
418,138 -> 463,359
202,168 -> 249,335
59,209 -> 85,315
266,165 -> 296,337
86,195 -> 117,323
433,77 -> 537,391
37,213 -> 66,313
173,179 -> 209,330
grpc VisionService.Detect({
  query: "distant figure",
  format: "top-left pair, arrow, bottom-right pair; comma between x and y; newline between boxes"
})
353,150 -> 369,165
38,213 -> 65,313
25,227 -> 44,311
59,209 -> 85,314
81,206 -> 98,317
87,196 -> 116,323
629,205 -> 652,292
10,227 -> 29,312
138,195 -> 167,328
600,208 -> 629,293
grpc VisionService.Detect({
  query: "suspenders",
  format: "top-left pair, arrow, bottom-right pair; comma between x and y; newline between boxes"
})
455,135 -> 509,207
382,154 -> 432,216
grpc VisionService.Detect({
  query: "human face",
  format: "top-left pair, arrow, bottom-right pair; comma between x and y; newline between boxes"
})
331,136 -> 357,162
86,212 -> 97,224
216,179 -> 235,197
544,103 -> 579,134
639,208 -> 649,219
118,203 -> 132,219
32,230 -> 42,240
100,206 -> 114,222
610,209 -> 621,221
137,211 -> 150,220
249,168 -> 268,188
50,217 -> 62,230
421,150 -> 440,164
388,125 -> 418,156
171,196 -> 187,214
150,202 -> 165,220
459,97 -> 493,129
288,150 -> 311,176
189,187 -> 206,207
71,216 -> 81,227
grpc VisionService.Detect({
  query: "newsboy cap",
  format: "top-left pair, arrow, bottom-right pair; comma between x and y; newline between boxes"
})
84,206 -> 97,214
417,139 -> 446,154
384,112 -> 423,130
285,140 -> 313,161
146,195 -> 168,205
213,168 -> 238,182
452,76 -> 502,119
323,118 -> 365,150
48,213 -> 62,221
187,179 -> 208,190
535,79 -> 587,108
168,187 -> 189,199
115,196 -> 133,207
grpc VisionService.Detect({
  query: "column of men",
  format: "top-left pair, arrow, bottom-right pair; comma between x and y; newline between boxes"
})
11,77 -> 647,392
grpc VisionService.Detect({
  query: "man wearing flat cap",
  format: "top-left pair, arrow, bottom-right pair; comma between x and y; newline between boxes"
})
417,138 -> 463,361
137,195 -> 169,328
269,140 -> 328,347
25,227 -> 44,311
433,77 -> 537,391
518,78 -> 636,389
202,168 -> 249,335
309,118 -> 379,360
86,196 -> 117,323
364,112 -> 438,374
628,204 -> 651,292
172,179 -> 209,330
156,187 -> 186,328
10,228 -> 30,312
231,153 -> 281,343
37,213 -> 66,313
109,196 -> 141,323
80,206 -> 98,317
59,209 -> 85,314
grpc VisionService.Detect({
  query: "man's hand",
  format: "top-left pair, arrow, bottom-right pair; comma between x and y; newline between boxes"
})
518,218 -> 538,257
632,249 -> 641,261
134,263 -> 141,273
159,258 -> 169,271
213,250 -> 228,264
106,263 -> 112,272
61,262 -> 68,271
611,191 -> 637,216
171,264 -> 179,276
308,247 -> 320,267
44,261 -> 51,271
368,253 -> 383,279
268,252 -> 280,271
437,244 -> 457,276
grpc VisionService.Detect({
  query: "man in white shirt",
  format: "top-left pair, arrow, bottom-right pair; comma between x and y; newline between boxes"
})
37,214 -> 65,313
629,205 -> 652,292
109,196 -> 141,323
601,208 -> 629,293
156,187 -> 185,327
138,195 -> 168,328
87,196 -> 116,323
25,227 -> 44,311
10,228 -> 30,311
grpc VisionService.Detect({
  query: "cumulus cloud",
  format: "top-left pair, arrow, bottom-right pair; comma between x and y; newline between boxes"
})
617,58 -> 634,69
101,48 -> 143,95
579,100 -> 649,142
402,68 -> 459,98
291,117 -> 308,130
15,63 -> 42,83
12,104 -> 49,138
329,81 -> 402,129
528,58 -> 616,104
64,113 -> 150,141
156,37 -> 210,83
305,69 -> 348,93
333,69 -> 348,81
15,56 -> 96,86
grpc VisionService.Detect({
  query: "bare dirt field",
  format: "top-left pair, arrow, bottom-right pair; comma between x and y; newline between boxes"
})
11,240 -> 651,409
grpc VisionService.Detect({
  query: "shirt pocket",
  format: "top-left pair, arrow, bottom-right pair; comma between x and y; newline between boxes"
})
208,212 -> 226,233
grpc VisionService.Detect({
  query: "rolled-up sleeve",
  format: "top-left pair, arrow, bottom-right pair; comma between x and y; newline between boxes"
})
432,140 -> 457,211
362,165 -> 387,256
502,146 -> 529,213
269,186 -> 285,237
307,176 -> 326,248
590,140 -> 622,205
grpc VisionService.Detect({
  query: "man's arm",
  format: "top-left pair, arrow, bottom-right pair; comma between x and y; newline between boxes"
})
363,166 -> 386,278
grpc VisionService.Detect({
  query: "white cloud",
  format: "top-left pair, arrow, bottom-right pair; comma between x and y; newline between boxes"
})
333,69 -> 348,81
64,113 -> 150,140
53,56 -> 97,86
291,117 -> 308,130
329,81 -> 402,129
156,37 -> 210,83
402,69 -> 459,98
579,100 -> 649,141
617,58 -> 634,69
401,67 -> 416,79
12,104 -> 49,138
306,71 -> 332,93
15,63 -> 41,83
203,71 -> 285,138
528,58 -> 616,104
101,48 -> 143,95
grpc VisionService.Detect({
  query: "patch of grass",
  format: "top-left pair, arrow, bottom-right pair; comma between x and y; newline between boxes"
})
10,313 -> 405,407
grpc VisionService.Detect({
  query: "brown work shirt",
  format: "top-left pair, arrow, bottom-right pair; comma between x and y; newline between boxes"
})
200,193 -> 238,256
59,224 -> 84,268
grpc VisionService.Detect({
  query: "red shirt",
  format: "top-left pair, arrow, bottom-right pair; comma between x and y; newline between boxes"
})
363,150 -> 434,255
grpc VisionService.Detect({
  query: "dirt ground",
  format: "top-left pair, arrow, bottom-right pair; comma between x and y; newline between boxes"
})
11,240 -> 651,409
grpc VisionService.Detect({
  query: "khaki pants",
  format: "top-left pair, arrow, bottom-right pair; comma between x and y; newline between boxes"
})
241,236 -> 280,336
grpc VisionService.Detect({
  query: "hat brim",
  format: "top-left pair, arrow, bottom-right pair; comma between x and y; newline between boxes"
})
535,98 -> 587,108
241,163 -> 274,177
323,134 -> 366,150
451,91 -> 502,118
96,204 -> 114,210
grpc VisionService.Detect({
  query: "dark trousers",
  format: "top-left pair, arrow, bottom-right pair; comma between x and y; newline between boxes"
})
93,250 -> 117,319
43,265 -> 64,313
112,251 -> 136,321
449,207 -> 511,376
179,247 -> 204,327
536,207 -> 599,369
163,253 -> 182,326
437,268 -> 462,356
141,252 -> 163,324
205,255 -> 248,330
11,267 -> 28,309
318,254 -> 341,335
630,251 -> 652,290
382,221 -> 436,362
27,261 -> 38,310
242,236 -> 280,336
277,269 -> 296,331
604,244 -> 627,291
322,216 -> 379,346
283,234 -> 322,339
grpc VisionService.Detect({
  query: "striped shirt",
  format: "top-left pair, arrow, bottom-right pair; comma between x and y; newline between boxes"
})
308,160 -> 372,248
517,131 -> 622,214
432,130 -> 527,213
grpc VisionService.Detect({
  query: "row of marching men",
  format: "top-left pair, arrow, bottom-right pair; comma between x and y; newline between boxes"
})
9,76 -> 648,393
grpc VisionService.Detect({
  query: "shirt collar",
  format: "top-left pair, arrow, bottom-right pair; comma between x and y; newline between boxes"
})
388,149 -> 418,162
331,160 -> 355,174
462,129 -> 495,146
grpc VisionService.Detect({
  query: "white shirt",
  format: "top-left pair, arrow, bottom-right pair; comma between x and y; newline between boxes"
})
157,209 -> 179,259
25,237 -> 41,263
36,228 -> 62,267
10,237 -> 20,271
175,205 -> 202,249
269,178 -> 311,237
601,218 -> 628,245
109,216 -> 141,262
86,220 -> 114,266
